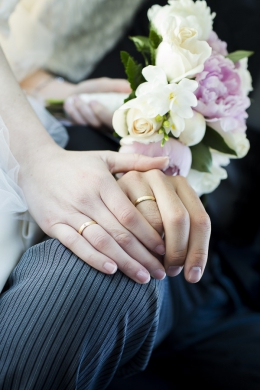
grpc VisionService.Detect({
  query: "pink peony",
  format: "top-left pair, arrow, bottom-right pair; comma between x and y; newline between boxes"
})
207,31 -> 228,56
119,139 -> 192,177
194,54 -> 251,133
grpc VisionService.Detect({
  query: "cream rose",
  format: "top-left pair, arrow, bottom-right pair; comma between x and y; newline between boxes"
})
112,107 -> 163,145
148,0 -> 215,41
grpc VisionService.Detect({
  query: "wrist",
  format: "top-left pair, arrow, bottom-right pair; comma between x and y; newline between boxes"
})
18,141 -> 64,189
20,70 -> 77,102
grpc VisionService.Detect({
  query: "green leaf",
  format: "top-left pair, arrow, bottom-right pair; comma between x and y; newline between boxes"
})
149,26 -> 162,49
124,90 -> 136,103
203,126 -> 237,156
130,36 -> 151,65
120,51 -> 145,90
130,35 -> 150,51
190,142 -> 212,173
120,51 -> 130,71
226,50 -> 254,63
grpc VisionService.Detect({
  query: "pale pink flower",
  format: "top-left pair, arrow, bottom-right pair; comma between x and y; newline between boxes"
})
119,139 -> 192,177
207,31 -> 228,56
194,54 -> 251,133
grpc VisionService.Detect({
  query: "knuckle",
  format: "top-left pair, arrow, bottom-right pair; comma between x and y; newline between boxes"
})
167,249 -> 187,265
174,175 -> 187,186
190,249 -> 208,265
113,231 -> 133,248
147,168 -> 163,177
118,208 -> 136,227
193,213 -> 211,232
169,210 -> 189,227
123,170 -> 142,182
92,234 -> 110,250
120,259 -> 134,274
63,233 -> 81,249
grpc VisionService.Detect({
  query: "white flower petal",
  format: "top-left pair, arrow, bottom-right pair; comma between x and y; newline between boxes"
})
179,111 -> 206,146
120,132 -> 164,145
142,65 -> 168,85
169,113 -> 185,137
112,109 -> 128,137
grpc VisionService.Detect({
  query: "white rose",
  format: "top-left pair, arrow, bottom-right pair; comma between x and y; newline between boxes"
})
155,34 -> 211,82
148,0 -> 215,41
112,107 -> 163,145
236,58 -> 253,96
179,110 -> 206,146
208,121 -> 250,158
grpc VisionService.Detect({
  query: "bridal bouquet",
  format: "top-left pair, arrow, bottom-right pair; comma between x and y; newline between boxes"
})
112,0 -> 253,196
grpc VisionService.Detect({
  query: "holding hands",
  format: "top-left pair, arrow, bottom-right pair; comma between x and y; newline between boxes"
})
20,142 -> 211,284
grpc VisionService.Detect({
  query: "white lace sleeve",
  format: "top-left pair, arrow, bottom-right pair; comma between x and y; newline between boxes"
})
0,116 -> 28,216
0,0 -> 19,35
0,97 -> 68,218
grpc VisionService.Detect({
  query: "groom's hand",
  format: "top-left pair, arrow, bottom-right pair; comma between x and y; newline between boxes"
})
117,170 -> 211,283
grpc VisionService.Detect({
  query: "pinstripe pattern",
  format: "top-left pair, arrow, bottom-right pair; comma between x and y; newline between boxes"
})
0,239 -> 173,390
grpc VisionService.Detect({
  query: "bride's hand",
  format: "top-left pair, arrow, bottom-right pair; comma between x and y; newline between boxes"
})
19,145 -> 169,284
64,77 -> 131,128
117,170 -> 211,283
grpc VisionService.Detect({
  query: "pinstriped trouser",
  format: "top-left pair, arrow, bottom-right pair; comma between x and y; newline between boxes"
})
0,239 -> 173,390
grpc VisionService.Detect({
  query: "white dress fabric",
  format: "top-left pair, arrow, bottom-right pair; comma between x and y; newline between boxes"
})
0,0 -> 145,82
0,99 -> 69,292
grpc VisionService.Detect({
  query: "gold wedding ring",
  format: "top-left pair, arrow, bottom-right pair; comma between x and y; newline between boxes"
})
78,221 -> 98,235
134,195 -> 156,207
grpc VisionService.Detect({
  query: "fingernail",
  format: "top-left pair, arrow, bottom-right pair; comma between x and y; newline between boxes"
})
152,269 -> 166,280
188,267 -> 202,283
103,262 -> 117,274
155,244 -> 166,255
167,266 -> 183,277
136,270 -> 150,284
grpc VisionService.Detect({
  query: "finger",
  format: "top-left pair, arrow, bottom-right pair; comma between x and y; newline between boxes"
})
147,170 -> 190,278
98,176 -> 166,257
78,220 -> 154,283
64,98 -> 87,125
174,176 -> 211,283
65,210 -> 165,281
118,171 -> 164,237
71,201 -> 166,279
100,151 -> 170,174
73,97 -> 102,128
77,78 -> 131,94
89,101 -> 113,128
51,223 -> 118,275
